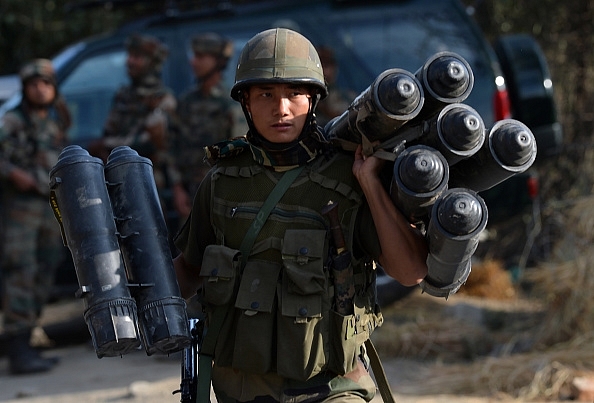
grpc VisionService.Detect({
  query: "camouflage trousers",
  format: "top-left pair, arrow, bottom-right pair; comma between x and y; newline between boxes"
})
1,193 -> 65,334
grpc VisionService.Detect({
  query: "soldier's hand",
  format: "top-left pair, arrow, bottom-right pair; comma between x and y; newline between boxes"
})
352,144 -> 384,183
9,168 -> 39,192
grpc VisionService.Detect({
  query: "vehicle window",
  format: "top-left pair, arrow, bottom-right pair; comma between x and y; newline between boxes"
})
333,7 -> 478,80
60,50 -> 128,146
326,3 -> 497,125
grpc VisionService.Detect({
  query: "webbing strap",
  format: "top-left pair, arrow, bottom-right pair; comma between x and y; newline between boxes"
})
365,339 -> 396,403
238,165 -> 304,268
196,165 -> 305,403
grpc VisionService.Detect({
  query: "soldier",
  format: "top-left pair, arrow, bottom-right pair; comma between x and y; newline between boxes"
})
0,59 -> 70,374
173,32 -> 237,220
173,28 -> 428,402
315,45 -> 357,128
90,33 -> 182,234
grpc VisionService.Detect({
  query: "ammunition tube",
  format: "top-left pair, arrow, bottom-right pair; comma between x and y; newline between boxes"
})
104,146 -> 191,356
420,103 -> 485,165
49,145 -> 141,358
415,51 -> 474,121
448,119 -> 537,192
390,145 -> 449,224
325,68 -> 424,145
421,188 -> 488,298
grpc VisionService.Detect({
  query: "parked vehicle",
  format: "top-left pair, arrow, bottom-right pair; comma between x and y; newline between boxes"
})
0,74 -> 19,106
0,0 -> 562,305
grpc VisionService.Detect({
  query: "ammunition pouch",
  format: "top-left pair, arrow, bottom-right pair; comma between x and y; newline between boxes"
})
200,226 -> 381,381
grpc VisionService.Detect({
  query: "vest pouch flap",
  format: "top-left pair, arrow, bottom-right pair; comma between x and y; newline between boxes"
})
278,274 -> 325,380
280,290 -> 322,319
200,244 -> 240,306
232,261 -> 280,375
282,229 -> 327,295
235,261 -> 280,313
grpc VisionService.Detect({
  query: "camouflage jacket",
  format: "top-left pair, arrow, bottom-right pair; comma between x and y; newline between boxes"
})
173,83 -> 235,190
103,82 -> 177,154
102,82 -> 180,189
0,102 -> 67,195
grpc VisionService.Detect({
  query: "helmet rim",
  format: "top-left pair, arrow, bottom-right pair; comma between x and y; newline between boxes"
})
231,28 -> 327,101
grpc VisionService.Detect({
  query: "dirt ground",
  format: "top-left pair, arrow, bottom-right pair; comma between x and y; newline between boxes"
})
0,289 -> 558,403
0,344 -> 505,403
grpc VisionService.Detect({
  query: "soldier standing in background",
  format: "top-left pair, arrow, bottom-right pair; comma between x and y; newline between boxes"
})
172,32 -> 237,221
89,33 -> 183,235
0,59 -> 70,375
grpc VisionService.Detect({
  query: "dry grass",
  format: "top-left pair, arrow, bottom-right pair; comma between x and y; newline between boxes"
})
376,196 -> 594,401
417,333 -> 594,401
459,259 -> 518,300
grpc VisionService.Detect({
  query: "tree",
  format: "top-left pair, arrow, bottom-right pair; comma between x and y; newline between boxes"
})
0,0 -> 161,74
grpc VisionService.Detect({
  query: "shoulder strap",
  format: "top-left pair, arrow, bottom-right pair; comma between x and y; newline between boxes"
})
365,338 -> 396,403
197,165 -> 305,402
237,165 -> 304,269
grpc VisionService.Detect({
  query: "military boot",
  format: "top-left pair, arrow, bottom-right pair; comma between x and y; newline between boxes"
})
7,330 -> 57,375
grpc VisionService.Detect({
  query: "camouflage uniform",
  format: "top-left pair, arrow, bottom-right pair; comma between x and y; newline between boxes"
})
175,84 -> 235,197
174,33 -> 237,199
99,34 -> 180,226
0,59 -> 69,374
102,81 -> 179,191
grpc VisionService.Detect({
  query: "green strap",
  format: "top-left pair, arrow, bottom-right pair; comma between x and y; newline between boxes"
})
365,339 -> 396,403
197,165 -> 305,403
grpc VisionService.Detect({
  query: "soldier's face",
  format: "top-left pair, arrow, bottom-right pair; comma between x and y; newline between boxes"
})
126,50 -> 151,79
245,83 -> 311,144
24,77 -> 56,107
191,52 -> 218,80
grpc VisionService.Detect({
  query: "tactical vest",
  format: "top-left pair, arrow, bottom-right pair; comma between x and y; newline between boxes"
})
199,150 -> 384,381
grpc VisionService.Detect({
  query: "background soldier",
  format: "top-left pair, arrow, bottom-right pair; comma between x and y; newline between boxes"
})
0,59 -> 70,375
172,32 -> 237,221
90,33 -> 182,237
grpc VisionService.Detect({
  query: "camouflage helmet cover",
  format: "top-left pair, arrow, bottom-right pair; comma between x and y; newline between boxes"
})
191,32 -> 233,58
125,33 -> 169,68
19,58 -> 56,86
231,28 -> 327,101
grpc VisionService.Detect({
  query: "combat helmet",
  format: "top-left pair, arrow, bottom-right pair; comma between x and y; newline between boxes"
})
19,59 -> 56,87
191,32 -> 233,71
231,28 -> 327,101
125,33 -> 169,71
